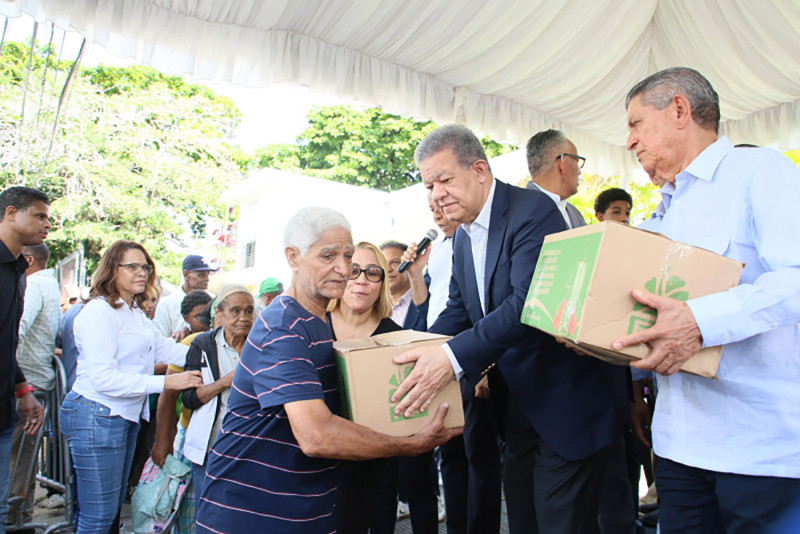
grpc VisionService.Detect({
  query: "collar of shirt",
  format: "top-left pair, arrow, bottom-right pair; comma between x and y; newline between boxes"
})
462,179 -> 497,237
0,239 -> 27,272
679,136 -> 732,184
533,183 -> 571,227
393,289 -> 412,311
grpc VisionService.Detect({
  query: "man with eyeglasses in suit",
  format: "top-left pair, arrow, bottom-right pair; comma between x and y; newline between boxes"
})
525,129 -> 586,230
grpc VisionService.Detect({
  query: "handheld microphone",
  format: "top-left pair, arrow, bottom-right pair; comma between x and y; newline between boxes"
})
398,229 -> 438,273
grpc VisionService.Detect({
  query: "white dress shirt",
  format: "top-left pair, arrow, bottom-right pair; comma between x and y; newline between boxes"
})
534,184 -> 572,228
426,236 -> 453,327
72,297 -> 188,422
443,179 -> 497,379
17,269 -> 60,391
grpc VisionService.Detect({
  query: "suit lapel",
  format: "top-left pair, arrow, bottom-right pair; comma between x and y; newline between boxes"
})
483,181 -> 509,309
567,203 -> 587,228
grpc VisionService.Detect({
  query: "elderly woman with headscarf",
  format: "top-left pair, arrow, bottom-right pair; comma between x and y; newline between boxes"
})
195,207 -> 460,534
180,284 -> 255,504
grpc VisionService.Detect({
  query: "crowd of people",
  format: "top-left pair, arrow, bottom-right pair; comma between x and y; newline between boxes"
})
1,66 -> 799,534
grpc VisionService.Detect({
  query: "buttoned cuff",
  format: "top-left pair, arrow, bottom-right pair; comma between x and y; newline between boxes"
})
687,291 -> 740,348
145,375 -> 167,395
442,343 -> 464,381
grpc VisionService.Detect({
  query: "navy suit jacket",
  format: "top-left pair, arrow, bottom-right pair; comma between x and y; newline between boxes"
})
430,180 -> 629,461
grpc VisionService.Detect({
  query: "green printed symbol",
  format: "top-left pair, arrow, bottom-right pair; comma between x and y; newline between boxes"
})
388,365 -> 428,422
627,269 -> 689,334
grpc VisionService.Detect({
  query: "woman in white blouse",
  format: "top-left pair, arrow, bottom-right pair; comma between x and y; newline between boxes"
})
60,240 -> 202,534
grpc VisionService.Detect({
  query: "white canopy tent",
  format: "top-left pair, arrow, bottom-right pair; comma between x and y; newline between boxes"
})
2,0 -> 800,177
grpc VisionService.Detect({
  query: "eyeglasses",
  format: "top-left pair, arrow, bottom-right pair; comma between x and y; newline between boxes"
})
119,263 -> 154,275
350,263 -> 385,283
556,153 -> 586,169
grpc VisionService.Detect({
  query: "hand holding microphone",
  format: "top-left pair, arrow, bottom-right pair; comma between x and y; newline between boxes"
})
398,229 -> 438,274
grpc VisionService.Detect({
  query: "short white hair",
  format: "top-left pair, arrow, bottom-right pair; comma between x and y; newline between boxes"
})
283,207 -> 352,256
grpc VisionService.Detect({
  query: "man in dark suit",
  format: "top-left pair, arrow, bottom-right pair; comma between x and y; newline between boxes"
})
526,129 -> 636,533
393,124 -> 629,533
525,129 -> 586,230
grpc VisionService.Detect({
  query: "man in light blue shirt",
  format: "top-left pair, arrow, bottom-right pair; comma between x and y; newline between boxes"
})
614,67 -> 800,533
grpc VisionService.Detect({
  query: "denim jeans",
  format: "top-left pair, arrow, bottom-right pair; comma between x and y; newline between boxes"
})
60,392 -> 140,534
0,424 -> 15,534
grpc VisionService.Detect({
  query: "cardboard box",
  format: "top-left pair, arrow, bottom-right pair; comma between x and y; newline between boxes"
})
334,330 -> 464,436
521,222 -> 743,378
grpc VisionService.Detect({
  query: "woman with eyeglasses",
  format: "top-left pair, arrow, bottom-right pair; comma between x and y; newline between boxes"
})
60,240 -> 203,534
327,241 -> 400,533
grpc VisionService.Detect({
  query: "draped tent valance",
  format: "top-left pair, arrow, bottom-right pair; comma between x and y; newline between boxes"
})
2,0 -> 800,177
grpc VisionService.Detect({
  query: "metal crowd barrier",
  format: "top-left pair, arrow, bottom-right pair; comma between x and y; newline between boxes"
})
7,355 -> 74,534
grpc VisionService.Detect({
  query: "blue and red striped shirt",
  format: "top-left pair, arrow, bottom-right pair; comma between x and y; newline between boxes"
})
196,296 -> 340,533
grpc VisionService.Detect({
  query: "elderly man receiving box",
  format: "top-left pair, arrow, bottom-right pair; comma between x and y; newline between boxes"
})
393,125 -> 629,534
195,207 -> 459,534
612,67 -> 800,533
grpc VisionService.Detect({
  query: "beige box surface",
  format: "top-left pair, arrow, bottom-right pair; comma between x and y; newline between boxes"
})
521,222 -> 743,378
334,330 -> 464,436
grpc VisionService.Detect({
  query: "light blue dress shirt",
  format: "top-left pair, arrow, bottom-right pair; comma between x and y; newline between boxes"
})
645,137 -> 800,477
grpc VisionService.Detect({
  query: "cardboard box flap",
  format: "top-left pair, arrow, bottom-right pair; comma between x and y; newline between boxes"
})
372,330 -> 450,346
334,330 -> 450,352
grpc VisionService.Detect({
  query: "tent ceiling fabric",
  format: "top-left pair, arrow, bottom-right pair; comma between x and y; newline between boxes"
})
3,0 -> 800,176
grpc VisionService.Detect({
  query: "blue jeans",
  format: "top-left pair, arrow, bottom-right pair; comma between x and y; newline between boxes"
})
0,424 -> 15,534
60,392 -> 140,534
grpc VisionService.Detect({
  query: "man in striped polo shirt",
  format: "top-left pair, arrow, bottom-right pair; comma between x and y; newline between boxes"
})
196,207 -> 460,534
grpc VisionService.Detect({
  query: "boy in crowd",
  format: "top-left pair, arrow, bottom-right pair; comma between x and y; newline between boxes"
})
594,187 -> 632,225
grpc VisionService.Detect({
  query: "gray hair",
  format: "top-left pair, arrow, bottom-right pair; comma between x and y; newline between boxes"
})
379,240 -> 407,252
626,67 -> 720,133
283,207 -> 352,256
526,129 -> 568,177
414,124 -> 491,171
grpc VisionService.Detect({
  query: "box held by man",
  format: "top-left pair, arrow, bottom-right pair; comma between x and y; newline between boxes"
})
334,331 -> 464,435
521,222 -> 743,378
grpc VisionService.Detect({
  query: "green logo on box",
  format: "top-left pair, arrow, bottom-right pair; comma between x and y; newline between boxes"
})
388,365 -> 428,422
627,270 -> 689,334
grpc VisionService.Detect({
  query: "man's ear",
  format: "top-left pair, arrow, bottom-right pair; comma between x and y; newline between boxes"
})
285,246 -> 301,272
672,94 -> 693,129
3,205 -> 17,222
472,159 -> 490,183
596,212 -> 605,222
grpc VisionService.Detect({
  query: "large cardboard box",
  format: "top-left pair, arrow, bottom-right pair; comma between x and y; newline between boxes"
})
521,222 -> 743,378
334,330 -> 464,436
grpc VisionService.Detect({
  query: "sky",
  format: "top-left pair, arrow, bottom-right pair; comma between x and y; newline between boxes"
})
2,13 -> 353,152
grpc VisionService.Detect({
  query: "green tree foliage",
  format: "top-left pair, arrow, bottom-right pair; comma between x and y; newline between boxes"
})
1,43 -> 241,282
246,105 -> 516,191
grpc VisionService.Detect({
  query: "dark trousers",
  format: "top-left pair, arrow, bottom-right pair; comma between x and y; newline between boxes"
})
335,458 -> 386,534
371,452 -> 438,534
597,435 -> 635,534
440,378 -> 502,534
657,456 -> 800,534
503,396 -> 608,534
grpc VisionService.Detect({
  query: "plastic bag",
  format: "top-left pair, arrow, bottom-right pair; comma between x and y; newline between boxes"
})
131,454 -> 191,533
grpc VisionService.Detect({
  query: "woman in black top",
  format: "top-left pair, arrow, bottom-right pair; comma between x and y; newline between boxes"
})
328,241 -> 398,533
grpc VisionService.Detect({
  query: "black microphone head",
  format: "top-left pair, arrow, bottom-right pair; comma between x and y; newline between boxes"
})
425,229 -> 438,241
